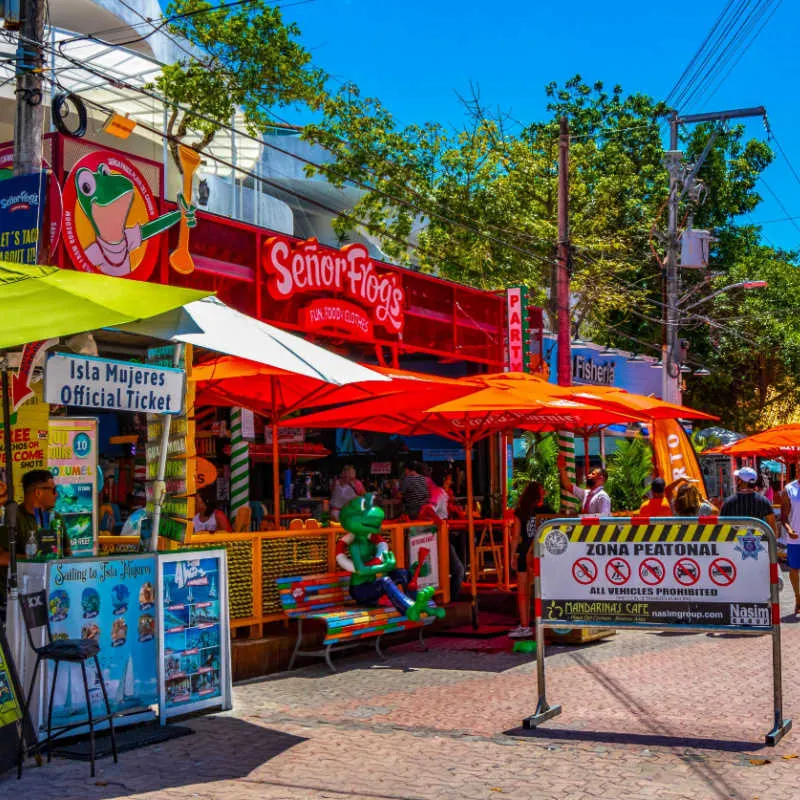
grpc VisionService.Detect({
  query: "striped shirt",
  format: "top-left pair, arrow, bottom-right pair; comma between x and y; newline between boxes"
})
719,491 -> 774,521
400,474 -> 430,519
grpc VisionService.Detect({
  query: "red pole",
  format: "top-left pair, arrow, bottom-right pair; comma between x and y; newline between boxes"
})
557,116 -> 571,388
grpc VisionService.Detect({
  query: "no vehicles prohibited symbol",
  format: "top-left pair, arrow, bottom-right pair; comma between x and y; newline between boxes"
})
639,557 -> 665,585
572,557 -> 598,585
674,557 -> 701,586
709,557 -> 737,587
605,557 -> 631,585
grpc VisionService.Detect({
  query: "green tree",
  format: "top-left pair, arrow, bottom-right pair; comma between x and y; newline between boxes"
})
154,0 -> 325,169
511,432 -> 560,509
605,437 -> 653,512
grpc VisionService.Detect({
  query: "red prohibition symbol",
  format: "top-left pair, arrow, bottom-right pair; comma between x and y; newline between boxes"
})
639,557 -> 665,585
605,557 -> 631,585
572,557 -> 598,585
673,557 -> 701,586
709,557 -> 737,587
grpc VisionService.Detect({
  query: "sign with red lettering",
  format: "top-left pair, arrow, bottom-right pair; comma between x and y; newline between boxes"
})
506,287 -> 524,371
262,236 -> 404,335
301,299 -> 373,338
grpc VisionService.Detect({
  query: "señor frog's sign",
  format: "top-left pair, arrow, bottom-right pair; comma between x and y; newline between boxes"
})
262,236 -> 405,336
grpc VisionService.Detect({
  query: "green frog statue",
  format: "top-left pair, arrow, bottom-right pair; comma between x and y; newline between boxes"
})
336,494 -> 445,621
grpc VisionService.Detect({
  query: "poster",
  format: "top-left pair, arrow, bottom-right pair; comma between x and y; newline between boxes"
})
407,526 -> 439,591
160,555 -> 225,712
46,556 -> 159,724
48,418 -> 98,557
0,626 -> 32,776
0,383 -> 49,501
0,171 -> 46,264
538,519 -> 773,630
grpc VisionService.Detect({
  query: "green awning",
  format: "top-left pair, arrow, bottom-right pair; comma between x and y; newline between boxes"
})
0,262 -> 211,349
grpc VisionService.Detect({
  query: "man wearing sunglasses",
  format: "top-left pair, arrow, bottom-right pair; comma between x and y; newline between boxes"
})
0,469 -> 64,557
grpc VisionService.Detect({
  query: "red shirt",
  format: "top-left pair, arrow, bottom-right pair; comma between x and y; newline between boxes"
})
638,497 -> 673,516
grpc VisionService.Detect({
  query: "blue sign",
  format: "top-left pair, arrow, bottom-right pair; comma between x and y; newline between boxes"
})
47,556 -> 159,723
73,432 -> 91,458
0,171 -> 46,265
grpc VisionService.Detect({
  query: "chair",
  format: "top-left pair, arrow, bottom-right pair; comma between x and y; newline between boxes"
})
249,502 -> 266,531
475,522 -> 504,582
304,518 -> 320,529
18,590 -> 118,779
288,518 -> 305,530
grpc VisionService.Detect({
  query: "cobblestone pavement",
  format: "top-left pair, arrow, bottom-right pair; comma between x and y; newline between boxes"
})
5,588 -> 800,799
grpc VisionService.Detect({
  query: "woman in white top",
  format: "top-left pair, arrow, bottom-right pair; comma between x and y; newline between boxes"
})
330,465 -> 365,521
192,487 -> 232,533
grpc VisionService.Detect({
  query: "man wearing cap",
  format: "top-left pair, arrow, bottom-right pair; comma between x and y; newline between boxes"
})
719,466 -> 777,535
638,477 -> 673,516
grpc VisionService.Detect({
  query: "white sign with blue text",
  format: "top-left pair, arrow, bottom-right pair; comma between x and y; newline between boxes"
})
45,353 -> 185,415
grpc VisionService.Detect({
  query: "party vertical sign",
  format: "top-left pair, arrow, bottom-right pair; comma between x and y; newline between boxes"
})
48,418 -> 98,556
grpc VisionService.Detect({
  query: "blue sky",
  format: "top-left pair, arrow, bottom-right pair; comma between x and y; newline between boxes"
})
277,0 -> 799,252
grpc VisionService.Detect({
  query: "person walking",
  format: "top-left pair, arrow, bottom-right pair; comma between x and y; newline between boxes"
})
557,454 -> 611,516
720,466 -> 777,534
780,477 -> 800,614
399,461 -> 430,520
508,481 -> 553,639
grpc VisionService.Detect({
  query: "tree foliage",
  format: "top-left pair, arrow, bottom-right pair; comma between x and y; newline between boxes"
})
605,437 -> 653,512
155,0 -> 325,169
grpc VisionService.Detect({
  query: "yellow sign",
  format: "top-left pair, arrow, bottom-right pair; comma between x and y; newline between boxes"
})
0,383 -> 50,500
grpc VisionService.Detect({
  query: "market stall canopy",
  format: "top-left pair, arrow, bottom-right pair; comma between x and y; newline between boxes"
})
116,297 -> 388,386
0,262 -> 210,350
704,423 -> 800,458
563,384 -> 718,421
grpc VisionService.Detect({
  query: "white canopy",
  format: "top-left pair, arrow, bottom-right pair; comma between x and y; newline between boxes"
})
116,296 -> 390,386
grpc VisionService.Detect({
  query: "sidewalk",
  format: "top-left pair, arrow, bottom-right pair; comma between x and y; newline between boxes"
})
4,588 -> 800,799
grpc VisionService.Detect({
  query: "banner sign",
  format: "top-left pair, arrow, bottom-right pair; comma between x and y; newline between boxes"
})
48,417 -> 98,557
407,526 -> 439,591
538,517 -> 772,630
45,353 -> 185,415
301,298 -> 373,337
158,551 -> 231,719
651,418 -> 708,497
0,171 -> 46,264
262,236 -> 405,335
47,555 -> 159,722
0,383 -> 49,500
506,287 -> 525,372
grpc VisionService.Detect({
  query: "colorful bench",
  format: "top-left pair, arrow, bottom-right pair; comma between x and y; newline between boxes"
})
277,572 -> 435,672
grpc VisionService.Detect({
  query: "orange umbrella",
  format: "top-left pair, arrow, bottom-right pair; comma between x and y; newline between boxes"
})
193,357 -> 472,527
705,424 -> 800,458
289,379 -> 641,625
563,384 -> 718,421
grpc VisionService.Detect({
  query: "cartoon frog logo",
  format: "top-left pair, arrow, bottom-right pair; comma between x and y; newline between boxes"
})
73,162 -> 195,277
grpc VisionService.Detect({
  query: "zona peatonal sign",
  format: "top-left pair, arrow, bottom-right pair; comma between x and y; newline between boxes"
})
262,236 -> 405,337
538,517 -> 773,630
45,353 -> 185,415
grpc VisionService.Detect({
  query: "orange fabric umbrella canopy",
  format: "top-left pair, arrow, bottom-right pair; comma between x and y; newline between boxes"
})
564,384 -> 717,421
705,424 -> 800,458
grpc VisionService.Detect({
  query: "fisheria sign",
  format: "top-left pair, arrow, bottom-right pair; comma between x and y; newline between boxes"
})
45,353 -> 185,415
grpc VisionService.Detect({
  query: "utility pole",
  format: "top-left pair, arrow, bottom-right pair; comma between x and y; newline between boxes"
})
557,116 -> 571,387
661,105 -> 765,404
13,0 -> 46,176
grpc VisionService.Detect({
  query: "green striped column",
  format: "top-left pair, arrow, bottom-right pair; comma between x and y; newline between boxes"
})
558,430 -> 580,515
230,408 -> 250,518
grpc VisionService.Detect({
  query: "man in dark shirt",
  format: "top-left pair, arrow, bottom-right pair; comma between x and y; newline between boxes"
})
0,469 -> 61,556
399,462 -> 430,519
720,466 -> 777,535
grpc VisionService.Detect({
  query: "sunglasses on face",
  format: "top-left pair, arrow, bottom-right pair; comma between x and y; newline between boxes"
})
36,485 -> 57,493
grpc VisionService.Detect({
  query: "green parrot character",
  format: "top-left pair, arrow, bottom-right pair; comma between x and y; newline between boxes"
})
336,494 -> 444,621
75,162 -> 196,276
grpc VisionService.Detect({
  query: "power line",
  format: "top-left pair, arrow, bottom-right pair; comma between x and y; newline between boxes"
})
758,176 -> 800,236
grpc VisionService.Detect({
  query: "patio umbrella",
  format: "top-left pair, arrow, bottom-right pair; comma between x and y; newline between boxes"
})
289,379 -> 641,626
0,262 -> 211,603
705,424 -> 800,459
563,384 -> 718,421
192,359 -> 463,528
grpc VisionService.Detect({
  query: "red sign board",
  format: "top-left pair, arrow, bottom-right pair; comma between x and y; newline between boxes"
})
301,298 -> 373,337
262,236 -> 405,336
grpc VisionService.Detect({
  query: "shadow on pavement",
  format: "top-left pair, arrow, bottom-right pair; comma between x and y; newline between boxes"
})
2,716 -> 307,799
502,726 -> 763,752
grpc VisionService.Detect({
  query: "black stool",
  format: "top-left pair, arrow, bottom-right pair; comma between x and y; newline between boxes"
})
17,589 -> 118,778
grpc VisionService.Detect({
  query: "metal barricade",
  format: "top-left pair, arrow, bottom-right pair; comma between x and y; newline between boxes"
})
524,515 -> 792,746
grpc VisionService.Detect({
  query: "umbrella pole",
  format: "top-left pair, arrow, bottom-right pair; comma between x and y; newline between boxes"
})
465,428 -> 479,629
150,344 -> 183,552
583,432 -> 590,477
272,419 -> 281,530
